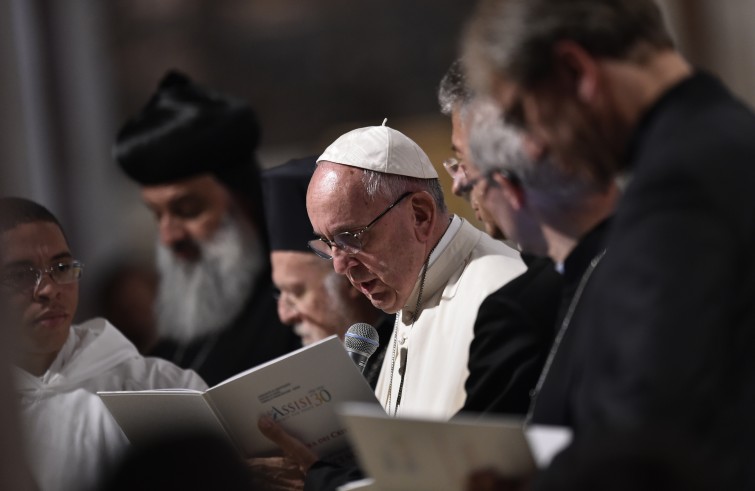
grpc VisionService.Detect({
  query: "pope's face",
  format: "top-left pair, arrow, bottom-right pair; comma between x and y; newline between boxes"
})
306,163 -> 427,314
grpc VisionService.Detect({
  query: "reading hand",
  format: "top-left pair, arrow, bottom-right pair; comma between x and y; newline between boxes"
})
258,416 -> 318,472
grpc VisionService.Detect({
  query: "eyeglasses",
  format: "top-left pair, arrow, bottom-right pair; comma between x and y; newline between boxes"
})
457,169 -> 519,196
442,158 -> 467,179
0,259 -> 84,292
308,191 -> 413,260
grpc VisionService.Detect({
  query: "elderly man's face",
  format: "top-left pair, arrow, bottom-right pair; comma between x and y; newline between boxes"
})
306,163 -> 426,314
141,174 -> 234,262
271,251 -> 369,345
0,222 -> 79,363
450,106 -> 505,240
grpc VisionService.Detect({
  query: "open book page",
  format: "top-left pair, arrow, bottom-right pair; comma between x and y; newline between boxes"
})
99,336 -> 379,459
98,391 -> 232,447
206,336 -> 378,458
338,402 -> 535,491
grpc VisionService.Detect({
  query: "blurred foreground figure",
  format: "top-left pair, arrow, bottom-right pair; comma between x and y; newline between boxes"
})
99,432 -> 254,491
262,156 -> 392,387
114,70 -> 299,385
0,197 -> 205,491
0,271 -> 35,491
465,0 -> 755,486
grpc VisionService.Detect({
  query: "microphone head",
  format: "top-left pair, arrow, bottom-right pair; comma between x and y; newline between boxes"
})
344,323 -> 380,357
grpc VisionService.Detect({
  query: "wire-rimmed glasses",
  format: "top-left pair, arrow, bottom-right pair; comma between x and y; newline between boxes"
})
308,192 -> 413,260
0,259 -> 84,293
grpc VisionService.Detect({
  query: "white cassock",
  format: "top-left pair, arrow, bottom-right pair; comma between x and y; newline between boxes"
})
375,217 -> 526,420
15,317 -> 207,491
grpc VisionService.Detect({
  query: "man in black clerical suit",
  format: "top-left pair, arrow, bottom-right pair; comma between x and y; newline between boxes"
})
438,60 -> 563,416
465,0 -> 755,486
113,71 -> 299,385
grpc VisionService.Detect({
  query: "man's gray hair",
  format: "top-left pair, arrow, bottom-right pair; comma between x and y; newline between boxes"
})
466,98 -> 605,207
463,0 -> 674,90
438,60 -> 474,116
361,170 -> 447,214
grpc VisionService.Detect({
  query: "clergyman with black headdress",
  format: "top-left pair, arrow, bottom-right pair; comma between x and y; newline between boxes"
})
113,70 -> 300,385
262,156 -> 394,388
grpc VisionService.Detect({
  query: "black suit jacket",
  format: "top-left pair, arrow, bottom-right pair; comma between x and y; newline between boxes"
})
529,220 -> 610,426
571,72 -> 755,487
461,255 -> 563,415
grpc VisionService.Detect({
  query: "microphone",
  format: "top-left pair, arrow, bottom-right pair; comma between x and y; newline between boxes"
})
344,323 -> 380,373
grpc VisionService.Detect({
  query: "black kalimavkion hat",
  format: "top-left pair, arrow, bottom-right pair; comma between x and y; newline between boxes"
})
113,70 -> 261,186
261,156 -> 318,253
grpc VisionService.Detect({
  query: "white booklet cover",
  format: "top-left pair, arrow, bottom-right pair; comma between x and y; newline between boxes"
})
339,403 -> 571,491
337,403 -> 539,491
98,336 -> 379,459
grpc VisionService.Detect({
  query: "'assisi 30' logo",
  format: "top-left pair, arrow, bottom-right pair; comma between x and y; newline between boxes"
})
267,387 -> 332,422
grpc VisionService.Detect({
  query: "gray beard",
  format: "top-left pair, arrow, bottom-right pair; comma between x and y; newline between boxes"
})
154,215 -> 265,343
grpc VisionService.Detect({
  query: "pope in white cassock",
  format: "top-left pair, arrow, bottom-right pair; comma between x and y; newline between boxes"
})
0,197 -> 207,491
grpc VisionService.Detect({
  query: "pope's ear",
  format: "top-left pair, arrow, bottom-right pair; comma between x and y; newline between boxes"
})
409,191 -> 436,241
552,40 -> 601,103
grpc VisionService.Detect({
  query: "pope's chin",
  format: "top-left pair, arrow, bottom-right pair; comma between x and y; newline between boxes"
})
366,290 -> 400,314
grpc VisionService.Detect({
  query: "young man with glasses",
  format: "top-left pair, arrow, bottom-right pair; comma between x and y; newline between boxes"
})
0,197 -> 206,491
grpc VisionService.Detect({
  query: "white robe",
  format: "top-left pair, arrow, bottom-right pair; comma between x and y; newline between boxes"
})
15,317 -> 207,491
375,218 -> 526,420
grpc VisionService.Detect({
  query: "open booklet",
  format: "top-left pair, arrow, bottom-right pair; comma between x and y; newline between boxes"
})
337,402 -> 572,491
98,336 -> 379,460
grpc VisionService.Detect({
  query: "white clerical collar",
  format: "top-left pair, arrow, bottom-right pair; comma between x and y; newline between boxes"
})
428,215 -> 461,267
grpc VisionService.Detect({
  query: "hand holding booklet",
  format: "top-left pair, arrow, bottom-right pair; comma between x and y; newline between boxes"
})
98,336 -> 379,460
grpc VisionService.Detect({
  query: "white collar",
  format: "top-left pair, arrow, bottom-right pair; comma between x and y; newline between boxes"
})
428,215 -> 461,267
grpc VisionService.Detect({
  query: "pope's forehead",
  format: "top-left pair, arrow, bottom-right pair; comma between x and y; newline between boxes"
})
309,162 -> 368,202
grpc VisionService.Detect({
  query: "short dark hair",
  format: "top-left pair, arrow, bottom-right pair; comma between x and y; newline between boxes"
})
0,197 -> 65,238
464,0 -> 675,87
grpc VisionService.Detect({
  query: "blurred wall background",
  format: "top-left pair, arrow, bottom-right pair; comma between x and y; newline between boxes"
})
1,0 -> 754,319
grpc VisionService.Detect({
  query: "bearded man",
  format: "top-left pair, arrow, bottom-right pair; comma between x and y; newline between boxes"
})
114,70 -> 299,385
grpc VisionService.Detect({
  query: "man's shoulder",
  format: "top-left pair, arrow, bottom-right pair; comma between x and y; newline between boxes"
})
468,232 -> 524,271
484,257 -> 563,305
635,72 -> 755,173
454,219 -> 522,261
